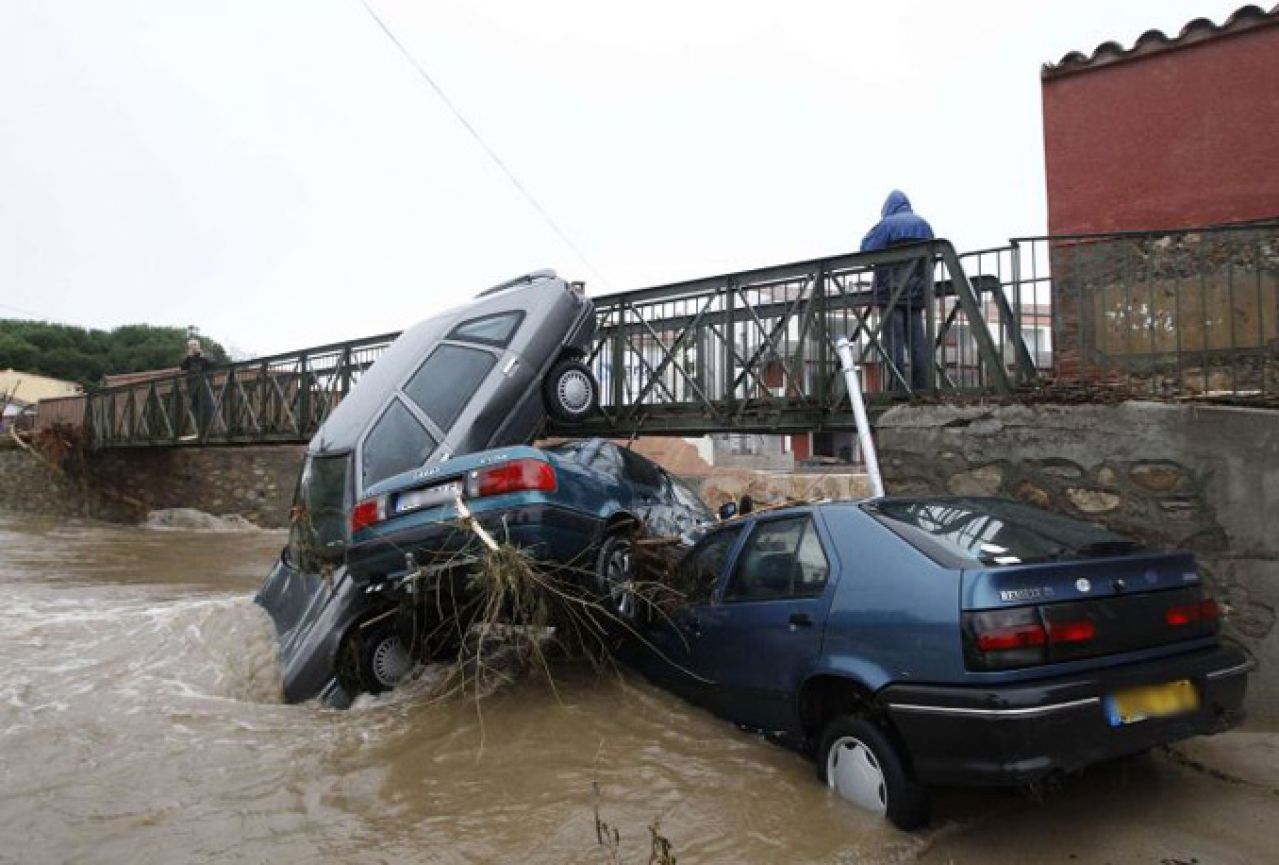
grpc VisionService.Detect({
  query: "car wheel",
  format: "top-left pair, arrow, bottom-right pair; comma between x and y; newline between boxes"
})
818,715 -> 930,830
355,617 -> 413,695
543,360 -> 598,423
594,534 -> 640,624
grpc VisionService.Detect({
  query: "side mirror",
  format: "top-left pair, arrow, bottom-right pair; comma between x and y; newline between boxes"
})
738,495 -> 755,516
718,501 -> 737,521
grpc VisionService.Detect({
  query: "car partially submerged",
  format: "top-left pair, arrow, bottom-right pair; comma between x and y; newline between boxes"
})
624,496 -> 1250,829
256,270 -> 601,705
332,438 -> 714,695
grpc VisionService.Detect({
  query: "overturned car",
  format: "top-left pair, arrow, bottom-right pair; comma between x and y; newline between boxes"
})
256,270 -> 607,705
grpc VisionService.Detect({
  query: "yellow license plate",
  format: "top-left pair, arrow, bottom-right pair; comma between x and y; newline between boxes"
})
1105,679 -> 1199,726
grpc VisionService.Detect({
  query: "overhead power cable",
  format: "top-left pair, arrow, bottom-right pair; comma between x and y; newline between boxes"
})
356,0 -> 611,289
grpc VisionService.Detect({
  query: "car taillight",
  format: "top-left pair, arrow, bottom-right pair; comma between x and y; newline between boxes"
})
964,607 -> 1047,670
1047,618 -> 1096,644
976,622 -> 1046,652
467,458 -> 556,498
350,497 -> 385,533
1166,598 -> 1221,629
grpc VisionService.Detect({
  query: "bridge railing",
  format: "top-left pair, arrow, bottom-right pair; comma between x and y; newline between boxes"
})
86,332 -> 399,447
569,239 -> 1035,436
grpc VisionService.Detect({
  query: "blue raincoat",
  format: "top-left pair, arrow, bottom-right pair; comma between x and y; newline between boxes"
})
860,190 -> 934,307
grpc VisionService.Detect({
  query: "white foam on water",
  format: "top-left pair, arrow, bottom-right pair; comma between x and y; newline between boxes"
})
143,508 -> 263,533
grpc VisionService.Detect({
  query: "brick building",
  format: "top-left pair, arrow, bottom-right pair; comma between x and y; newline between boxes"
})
1042,4 -> 1279,235
1040,6 -> 1279,392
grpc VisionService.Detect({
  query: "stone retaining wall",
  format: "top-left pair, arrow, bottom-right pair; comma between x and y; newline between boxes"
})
0,444 -> 305,528
877,400 -> 1279,715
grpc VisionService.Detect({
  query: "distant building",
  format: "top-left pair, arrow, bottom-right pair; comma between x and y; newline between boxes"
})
0,369 -> 82,433
1041,5 -> 1279,234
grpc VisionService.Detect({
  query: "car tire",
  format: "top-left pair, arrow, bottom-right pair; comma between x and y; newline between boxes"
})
353,617 -> 413,695
543,360 -> 598,423
594,534 -> 642,625
818,715 -> 930,830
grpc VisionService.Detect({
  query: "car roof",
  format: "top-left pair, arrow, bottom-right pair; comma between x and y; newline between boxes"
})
308,272 -> 565,456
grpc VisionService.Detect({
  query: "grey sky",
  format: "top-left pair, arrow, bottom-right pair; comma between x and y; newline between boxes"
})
0,0 -> 1246,357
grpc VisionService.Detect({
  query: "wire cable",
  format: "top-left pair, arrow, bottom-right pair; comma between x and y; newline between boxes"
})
355,0 -> 611,289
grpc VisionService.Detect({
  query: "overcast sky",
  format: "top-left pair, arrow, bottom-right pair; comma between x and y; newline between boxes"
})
0,0 -> 1247,357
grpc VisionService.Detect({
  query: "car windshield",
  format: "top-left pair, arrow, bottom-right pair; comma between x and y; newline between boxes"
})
865,498 -> 1142,566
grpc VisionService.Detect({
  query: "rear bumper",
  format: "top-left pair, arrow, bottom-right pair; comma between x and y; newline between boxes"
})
879,643 -> 1250,787
348,503 -> 604,581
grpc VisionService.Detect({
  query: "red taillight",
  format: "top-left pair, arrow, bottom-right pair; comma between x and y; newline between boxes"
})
350,497 -> 384,532
1047,618 -> 1096,644
1166,598 -> 1221,627
975,622 -> 1046,652
468,458 -> 556,498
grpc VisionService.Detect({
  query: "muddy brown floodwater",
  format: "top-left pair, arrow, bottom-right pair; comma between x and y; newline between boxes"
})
1,513 -> 1275,865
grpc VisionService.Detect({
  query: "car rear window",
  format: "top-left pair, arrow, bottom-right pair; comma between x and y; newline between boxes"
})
866,498 -> 1141,567
361,399 -> 437,489
447,311 -> 523,347
403,344 -> 497,433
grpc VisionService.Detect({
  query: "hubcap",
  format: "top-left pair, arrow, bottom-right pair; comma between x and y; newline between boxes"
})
557,369 -> 593,414
600,544 -> 636,619
370,635 -> 411,688
827,736 -> 888,815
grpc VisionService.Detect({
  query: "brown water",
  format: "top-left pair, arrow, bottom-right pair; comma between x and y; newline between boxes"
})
2,513 -> 1274,865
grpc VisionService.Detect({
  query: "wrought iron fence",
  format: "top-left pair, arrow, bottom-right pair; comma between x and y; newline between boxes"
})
1011,222 -> 1279,403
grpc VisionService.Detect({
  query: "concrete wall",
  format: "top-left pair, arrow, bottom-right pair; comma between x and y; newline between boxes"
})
877,400 -> 1279,715
0,444 -> 305,528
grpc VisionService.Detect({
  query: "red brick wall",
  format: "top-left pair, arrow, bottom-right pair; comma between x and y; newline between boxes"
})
1042,25 -> 1279,235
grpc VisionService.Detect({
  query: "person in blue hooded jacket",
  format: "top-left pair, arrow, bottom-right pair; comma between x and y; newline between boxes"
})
860,190 -> 934,391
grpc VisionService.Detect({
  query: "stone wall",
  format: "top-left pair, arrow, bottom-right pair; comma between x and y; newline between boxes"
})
0,444 -> 305,528
877,400 -> 1279,715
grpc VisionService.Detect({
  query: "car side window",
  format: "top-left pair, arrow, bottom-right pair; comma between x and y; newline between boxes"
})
447,311 -> 524,347
676,527 -> 742,605
361,399 -> 437,490
402,344 -> 497,433
724,516 -> 829,602
619,448 -> 662,489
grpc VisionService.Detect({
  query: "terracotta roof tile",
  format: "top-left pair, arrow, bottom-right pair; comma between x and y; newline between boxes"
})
1043,4 -> 1279,80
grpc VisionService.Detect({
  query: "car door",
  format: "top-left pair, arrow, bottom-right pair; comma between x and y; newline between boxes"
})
685,511 -> 839,733
642,525 -> 745,705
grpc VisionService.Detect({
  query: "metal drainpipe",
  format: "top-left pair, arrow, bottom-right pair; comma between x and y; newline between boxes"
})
835,337 -> 884,499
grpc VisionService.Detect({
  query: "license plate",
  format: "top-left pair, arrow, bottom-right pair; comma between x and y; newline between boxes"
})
395,481 -> 462,514
1105,679 -> 1199,726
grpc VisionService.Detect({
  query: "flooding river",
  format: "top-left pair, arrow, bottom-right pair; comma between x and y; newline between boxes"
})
1,513 -> 1274,865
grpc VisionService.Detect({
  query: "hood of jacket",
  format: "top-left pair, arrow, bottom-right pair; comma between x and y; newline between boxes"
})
881,190 -> 912,218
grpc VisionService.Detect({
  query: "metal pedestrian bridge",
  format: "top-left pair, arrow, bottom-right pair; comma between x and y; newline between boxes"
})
82,239 -> 1046,448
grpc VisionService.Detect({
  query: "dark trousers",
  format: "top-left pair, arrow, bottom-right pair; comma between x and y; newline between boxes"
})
885,306 -> 930,391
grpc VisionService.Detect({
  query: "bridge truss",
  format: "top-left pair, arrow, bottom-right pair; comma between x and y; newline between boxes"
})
82,240 -> 1044,448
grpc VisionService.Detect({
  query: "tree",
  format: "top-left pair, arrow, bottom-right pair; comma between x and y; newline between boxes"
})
0,320 -> 230,388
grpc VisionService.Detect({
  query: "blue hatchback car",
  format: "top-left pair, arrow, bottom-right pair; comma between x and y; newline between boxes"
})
627,496 -> 1249,829
339,438 -> 714,691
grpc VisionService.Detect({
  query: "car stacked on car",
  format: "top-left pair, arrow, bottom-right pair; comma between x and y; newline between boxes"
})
255,269 -> 1249,832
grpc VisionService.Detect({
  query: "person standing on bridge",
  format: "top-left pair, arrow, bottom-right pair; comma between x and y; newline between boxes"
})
860,190 -> 934,392
179,335 -> 211,440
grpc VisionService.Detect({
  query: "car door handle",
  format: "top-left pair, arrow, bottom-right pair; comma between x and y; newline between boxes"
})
789,612 -> 814,628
